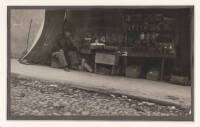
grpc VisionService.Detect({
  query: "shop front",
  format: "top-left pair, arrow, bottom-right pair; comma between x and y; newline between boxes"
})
22,7 -> 193,85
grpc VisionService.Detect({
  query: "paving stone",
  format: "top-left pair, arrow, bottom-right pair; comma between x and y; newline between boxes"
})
10,75 -> 191,117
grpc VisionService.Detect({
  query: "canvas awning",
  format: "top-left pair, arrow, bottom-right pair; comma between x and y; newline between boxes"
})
22,10 -> 66,65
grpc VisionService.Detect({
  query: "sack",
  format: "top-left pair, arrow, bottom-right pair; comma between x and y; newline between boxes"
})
146,68 -> 160,81
126,65 -> 142,78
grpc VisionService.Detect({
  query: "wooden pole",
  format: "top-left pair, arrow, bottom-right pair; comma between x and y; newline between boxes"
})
25,19 -> 32,53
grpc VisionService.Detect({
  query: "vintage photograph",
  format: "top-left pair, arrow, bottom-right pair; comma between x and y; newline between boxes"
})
7,6 -> 193,120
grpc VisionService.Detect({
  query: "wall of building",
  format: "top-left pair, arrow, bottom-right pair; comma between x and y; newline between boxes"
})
10,9 -> 45,58
65,9 -> 125,48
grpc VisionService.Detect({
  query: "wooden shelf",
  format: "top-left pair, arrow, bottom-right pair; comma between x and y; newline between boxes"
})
121,47 -> 176,58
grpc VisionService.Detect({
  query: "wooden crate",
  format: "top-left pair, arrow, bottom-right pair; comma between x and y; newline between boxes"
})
95,52 -> 119,65
94,52 -> 119,75
169,75 -> 189,85
146,69 -> 160,81
126,65 -> 142,78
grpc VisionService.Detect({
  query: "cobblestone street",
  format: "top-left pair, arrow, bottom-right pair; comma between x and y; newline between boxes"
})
10,75 -> 191,117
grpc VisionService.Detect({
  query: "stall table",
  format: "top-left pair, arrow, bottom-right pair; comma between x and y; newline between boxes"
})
80,48 -> 175,80
124,51 -> 176,80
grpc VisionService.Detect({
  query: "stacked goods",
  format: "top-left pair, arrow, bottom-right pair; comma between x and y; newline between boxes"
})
169,75 -> 190,85
126,65 -> 142,78
146,68 -> 160,81
104,46 -> 119,52
90,42 -> 105,50
125,13 -> 176,57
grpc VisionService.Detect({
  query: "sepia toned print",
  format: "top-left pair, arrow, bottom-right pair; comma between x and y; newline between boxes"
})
8,6 -> 193,120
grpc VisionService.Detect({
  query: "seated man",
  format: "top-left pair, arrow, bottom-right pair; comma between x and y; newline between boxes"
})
51,28 -> 76,71
51,28 -> 93,72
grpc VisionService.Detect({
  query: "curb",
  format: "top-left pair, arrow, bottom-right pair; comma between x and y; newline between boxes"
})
10,73 -> 190,109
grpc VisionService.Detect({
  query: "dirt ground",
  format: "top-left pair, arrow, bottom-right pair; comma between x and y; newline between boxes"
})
9,74 -> 191,117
